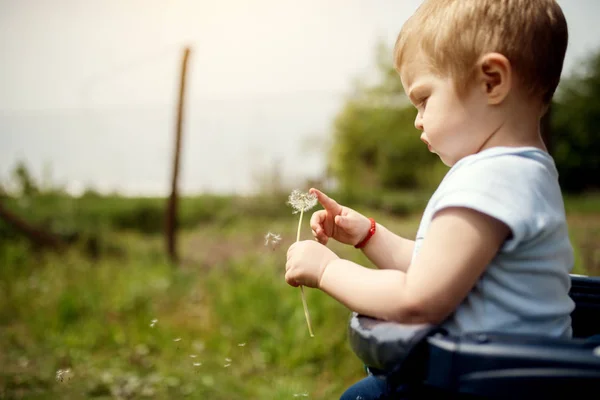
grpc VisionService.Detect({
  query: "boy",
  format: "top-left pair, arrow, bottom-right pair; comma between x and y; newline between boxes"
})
285,0 -> 574,398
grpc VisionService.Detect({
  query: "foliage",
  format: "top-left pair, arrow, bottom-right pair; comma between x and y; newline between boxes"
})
11,160 -> 40,198
328,42 -> 600,195
551,49 -> 600,193
1,188 -> 600,398
0,215 -> 375,399
327,42 -> 448,198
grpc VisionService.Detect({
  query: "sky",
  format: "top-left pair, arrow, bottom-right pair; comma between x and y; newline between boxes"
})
1,0 -> 600,195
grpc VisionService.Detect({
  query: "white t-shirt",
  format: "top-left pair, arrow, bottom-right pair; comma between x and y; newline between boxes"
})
411,146 -> 575,338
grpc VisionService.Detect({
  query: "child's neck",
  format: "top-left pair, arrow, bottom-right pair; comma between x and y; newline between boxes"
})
480,95 -> 547,153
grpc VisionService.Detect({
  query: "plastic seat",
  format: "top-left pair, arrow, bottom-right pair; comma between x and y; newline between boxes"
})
348,274 -> 600,399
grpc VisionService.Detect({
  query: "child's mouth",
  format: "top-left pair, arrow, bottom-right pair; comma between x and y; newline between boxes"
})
420,135 -> 433,152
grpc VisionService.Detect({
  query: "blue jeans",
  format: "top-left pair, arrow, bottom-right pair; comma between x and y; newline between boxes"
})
340,373 -> 429,400
340,375 -> 388,400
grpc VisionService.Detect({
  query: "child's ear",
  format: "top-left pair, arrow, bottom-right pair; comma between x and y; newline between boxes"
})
477,53 -> 512,105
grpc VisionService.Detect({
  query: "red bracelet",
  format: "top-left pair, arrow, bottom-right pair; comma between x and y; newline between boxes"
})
355,217 -> 376,249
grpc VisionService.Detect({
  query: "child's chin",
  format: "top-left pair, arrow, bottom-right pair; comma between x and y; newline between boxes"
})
438,154 -> 455,167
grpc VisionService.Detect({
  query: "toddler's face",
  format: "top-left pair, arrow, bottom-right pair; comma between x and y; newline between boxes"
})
400,53 -> 496,167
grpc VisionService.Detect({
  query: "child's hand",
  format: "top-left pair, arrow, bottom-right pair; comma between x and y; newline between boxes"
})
285,240 -> 339,288
309,188 -> 372,247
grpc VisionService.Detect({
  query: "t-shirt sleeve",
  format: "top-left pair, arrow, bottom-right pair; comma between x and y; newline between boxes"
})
431,155 -> 545,252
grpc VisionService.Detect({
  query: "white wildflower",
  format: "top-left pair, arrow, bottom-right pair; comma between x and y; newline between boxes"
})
264,232 -> 282,248
287,189 -> 317,214
149,319 -> 158,328
237,342 -> 246,347
223,363 -> 231,368
56,368 -> 73,383
225,358 -> 232,362
189,354 -> 197,358
173,338 -> 181,342
293,393 -> 309,397
193,362 -> 202,367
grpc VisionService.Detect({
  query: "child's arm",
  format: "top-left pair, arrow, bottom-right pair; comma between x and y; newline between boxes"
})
309,188 -> 414,272
289,206 -> 510,324
359,222 -> 415,273
324,207 -> 509,323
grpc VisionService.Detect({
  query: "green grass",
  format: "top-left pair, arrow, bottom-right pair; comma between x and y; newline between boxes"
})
564,191 -> 600,215
0,212 -> 381,399
1,192 -> 599,399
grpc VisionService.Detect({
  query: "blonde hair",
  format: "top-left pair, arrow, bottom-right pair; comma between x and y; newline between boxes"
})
394,0 -> 568,104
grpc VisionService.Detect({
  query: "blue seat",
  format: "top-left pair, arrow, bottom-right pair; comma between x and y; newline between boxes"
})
348,274 -> 600,399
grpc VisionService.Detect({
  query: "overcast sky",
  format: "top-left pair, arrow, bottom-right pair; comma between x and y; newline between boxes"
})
1,0 -> 599,195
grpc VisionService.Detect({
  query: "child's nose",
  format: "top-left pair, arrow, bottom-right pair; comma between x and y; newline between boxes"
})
414,114 -> 424,131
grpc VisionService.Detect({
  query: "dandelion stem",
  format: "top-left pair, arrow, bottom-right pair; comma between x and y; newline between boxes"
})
296,209 -> 304,243
296,209 -> 315,337
300,286 -> 314,337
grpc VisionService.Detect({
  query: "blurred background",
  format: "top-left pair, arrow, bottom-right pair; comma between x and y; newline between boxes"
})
1,0 -> 599,398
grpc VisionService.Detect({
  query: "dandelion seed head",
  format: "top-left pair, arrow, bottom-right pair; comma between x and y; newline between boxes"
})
56,368 -> 73,383
287,189 -> 317,214
264,232 -> 282,248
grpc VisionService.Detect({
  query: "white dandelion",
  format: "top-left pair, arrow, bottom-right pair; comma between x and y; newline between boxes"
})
287,189 -> 318,215
264,232 -> 282,249
287,189 -> 318,338
56,368 -> 73,383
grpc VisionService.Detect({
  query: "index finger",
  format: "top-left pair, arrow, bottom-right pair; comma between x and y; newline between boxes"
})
310,188 -> 342,214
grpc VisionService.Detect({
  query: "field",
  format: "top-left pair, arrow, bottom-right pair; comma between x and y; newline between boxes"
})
1,191 -> 599,399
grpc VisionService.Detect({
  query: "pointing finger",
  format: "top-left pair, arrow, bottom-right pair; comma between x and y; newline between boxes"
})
310,188 -> 342,214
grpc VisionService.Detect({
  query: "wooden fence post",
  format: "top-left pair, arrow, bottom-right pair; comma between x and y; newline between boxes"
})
166,46 -> 191,265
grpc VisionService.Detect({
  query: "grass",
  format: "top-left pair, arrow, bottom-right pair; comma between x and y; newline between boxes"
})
1,192 -> 599,399
0,208 -> 380,399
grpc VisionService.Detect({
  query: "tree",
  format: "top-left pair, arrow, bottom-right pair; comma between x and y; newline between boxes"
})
12,161 -> 39,197
327,42 -> 445,198
551,49 -> 600,193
